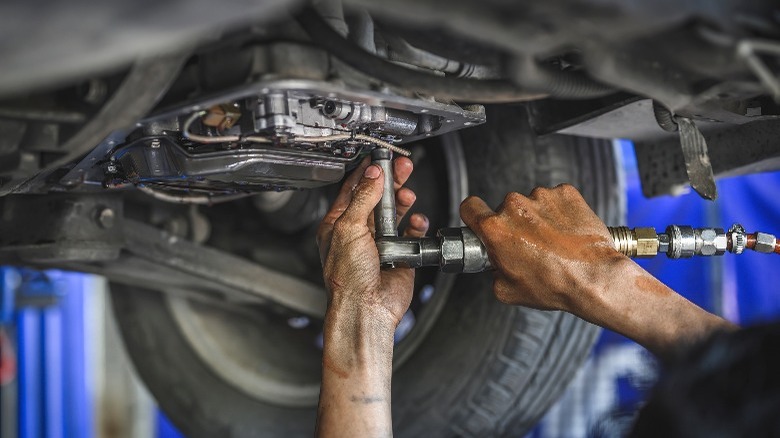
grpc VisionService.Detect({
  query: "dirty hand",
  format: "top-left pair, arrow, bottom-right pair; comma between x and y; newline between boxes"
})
315,156 -> 428,438
316,156 -> 429,327
460,184 -> 734,358
460,184 -> 624,312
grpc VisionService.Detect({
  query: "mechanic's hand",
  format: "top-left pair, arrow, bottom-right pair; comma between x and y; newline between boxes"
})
316,156 -> 429,327
460,184 -> 625,312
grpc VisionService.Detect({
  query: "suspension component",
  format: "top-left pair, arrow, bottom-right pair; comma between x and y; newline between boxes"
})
608,224 -> 779,259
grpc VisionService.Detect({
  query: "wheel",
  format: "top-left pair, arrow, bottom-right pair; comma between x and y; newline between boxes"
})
110,105 -> 625,437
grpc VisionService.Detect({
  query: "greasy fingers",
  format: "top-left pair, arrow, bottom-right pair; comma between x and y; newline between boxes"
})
459,187 -> 622,313
402,213 -> 429,238
316,160 -> 378,263
320,158 -> 371,227
460,196 -> 495,230
392,157 -> 414,190
336,164 -> 384,228
318,156 -> 415,263
318,156 -> 421,329
395,187 -> 417,223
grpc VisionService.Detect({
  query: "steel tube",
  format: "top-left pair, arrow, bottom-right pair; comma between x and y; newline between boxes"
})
372,148 -> 397,238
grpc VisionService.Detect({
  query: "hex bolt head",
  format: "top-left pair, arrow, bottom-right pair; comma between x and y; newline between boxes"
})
754,232 -> 776,253
699,228 -> 726,256
437,228 -> 465,273
658,233 -> 671,255
634,227 -> 659,257
714,233 -> 728,254
97,207 -> 116,229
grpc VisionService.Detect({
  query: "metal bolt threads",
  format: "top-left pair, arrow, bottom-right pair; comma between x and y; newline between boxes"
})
609,226 -> 637,257
608,227 -> 658,257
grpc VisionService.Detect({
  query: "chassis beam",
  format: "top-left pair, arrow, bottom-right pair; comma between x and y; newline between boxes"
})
0,194 -> 327,318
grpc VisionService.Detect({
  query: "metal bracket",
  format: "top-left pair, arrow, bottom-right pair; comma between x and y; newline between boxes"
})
676,117 -> 717,200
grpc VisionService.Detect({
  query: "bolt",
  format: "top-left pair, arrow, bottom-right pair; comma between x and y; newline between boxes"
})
97,208 -> 116,229
658,233 -> 671,255
438,228 -> 465,273
634,227 -> 659,257
699,228 -> 726,256
164,216 -> 189,238
754,232 -> 776,253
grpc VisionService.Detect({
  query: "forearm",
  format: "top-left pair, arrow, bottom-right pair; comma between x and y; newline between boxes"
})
575,258 -> 737,358
316,300 -> 396,438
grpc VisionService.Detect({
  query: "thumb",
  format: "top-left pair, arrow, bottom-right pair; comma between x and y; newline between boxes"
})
338,164 -> 384,227
460,196 -> 494,232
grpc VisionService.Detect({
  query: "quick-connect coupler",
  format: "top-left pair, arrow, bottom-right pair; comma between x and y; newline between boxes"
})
608,224 -> 779,259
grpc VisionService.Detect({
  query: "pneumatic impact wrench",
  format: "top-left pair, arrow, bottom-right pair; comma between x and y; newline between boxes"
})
370,148 -> 779,273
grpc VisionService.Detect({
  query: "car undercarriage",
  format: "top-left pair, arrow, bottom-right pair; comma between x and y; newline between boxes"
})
0,0 -> 778,435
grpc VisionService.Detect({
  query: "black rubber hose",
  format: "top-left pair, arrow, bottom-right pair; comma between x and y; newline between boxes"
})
298,8 -> 615,102
297,9 -> 545,103
652,100 -> 679,132
509,55 -> 616,99
526,65 -> 616,99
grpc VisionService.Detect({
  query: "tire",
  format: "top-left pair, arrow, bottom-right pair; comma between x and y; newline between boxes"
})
110,105 -> 625,437
392,106 -> 625,436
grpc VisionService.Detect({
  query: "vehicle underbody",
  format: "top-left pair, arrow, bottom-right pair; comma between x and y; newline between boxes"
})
0,0 -> 778,435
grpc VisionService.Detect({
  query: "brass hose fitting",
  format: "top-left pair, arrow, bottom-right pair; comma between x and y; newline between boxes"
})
608,226 -> 659,257
608,224 -> 779,259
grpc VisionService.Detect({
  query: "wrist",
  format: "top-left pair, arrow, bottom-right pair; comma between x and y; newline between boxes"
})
318,296 -> 396,438
564,253 -> 634,316
574,257 -> 731,357
323,298 -> 396,367
326,295 -> 398,333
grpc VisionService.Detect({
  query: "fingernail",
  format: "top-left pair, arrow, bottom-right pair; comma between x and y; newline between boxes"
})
364,165 -> 381,179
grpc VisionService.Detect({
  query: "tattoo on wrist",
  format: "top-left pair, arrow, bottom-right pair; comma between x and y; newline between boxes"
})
349,395 -> 385,404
